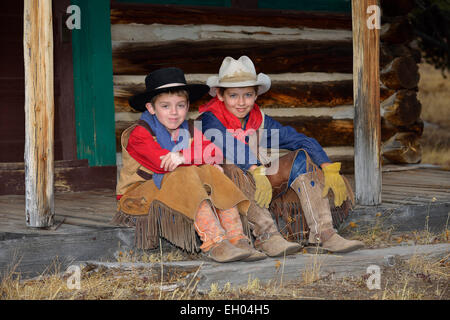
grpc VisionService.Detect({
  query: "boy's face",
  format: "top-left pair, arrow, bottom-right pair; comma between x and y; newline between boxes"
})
146,93 -> 189,133
216,87 -> 257,121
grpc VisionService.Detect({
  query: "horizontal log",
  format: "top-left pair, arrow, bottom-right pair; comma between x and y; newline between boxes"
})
110,2 -> 352,30
270,116 -> 403,147
380,17 -> 415,44
381,56 -> 419,90
111,23 -> 352,42
381,90 -> 422,126
0,159 -> 89,171
382,132 -> 422,164
112,39 -> 354,75
273,117 -> 354,147
114,77 -> 395,112
0,165 -> 117,195
112,39 -> 398,76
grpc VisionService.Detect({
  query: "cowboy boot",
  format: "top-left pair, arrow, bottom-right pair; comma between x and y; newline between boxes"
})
248,203 -> 302,257
194,201 -> 251,262
290,172 -> 364,253
217,207 -> 267,262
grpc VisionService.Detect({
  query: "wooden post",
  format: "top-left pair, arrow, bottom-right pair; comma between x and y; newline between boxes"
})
352,0 -> 382,205
23,0 -> 55,227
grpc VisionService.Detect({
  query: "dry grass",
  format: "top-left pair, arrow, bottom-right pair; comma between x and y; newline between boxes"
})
418,63 -> 450,169
1,242 -> 448,300
379,253 -> 449,300
418,63 -> 450,127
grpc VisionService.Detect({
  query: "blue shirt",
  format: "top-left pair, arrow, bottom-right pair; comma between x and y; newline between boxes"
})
199,111 -> 330,171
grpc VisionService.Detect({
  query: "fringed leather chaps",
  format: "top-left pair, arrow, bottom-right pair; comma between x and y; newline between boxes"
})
112,165 -> 250,252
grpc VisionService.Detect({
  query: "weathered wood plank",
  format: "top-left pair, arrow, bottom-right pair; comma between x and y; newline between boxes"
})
23,0 -> 55,227
111,23 -> 353,43
192,244 -> 450,292
352,0 -> 382,205
110,2 -> 353,30
0,228 -> 135,278
112,39 -> 354,75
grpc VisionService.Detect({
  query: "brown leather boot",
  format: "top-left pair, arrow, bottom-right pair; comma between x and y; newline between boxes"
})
248,204 -> 301,257
254,233 -> 302,257
231,238 -> 267,261
217,207 -> 267,262
206,239 -> 252,263
290,172 -> 364,254
194,200 -> 250,262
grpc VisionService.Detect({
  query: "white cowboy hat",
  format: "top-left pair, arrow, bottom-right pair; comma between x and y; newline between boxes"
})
206,56 -> 271,97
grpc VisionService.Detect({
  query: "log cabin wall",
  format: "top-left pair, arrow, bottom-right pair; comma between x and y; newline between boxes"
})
110,1 -> 423,173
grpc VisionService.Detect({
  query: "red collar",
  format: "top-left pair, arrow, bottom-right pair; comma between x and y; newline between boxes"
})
199,97 -> 263,131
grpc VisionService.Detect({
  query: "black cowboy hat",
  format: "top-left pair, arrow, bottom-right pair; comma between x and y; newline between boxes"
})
129,67 -> 209,112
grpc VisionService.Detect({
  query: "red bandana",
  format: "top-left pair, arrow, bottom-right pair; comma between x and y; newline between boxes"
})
199,97 -> 263,132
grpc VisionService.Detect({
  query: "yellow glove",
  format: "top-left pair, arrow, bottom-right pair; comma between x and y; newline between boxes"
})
249,166 -> 272,209
322,162 -> 347,207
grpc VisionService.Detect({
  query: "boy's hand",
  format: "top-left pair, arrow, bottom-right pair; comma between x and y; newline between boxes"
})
321,162 -> 347,207
248,166 -> 272,209
160,152 -> 185,172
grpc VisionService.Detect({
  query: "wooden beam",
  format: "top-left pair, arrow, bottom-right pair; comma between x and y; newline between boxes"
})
110,2 -> 352,29
352,0 -> 382,205
23,0 -> 54,227
112,39 -> 354,75
0,161 -> 117,195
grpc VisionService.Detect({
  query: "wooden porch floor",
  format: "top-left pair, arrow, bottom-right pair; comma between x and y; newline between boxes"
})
0,166 -> 449,236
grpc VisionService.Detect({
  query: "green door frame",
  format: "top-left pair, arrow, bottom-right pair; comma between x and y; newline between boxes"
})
71,0 -> 116,167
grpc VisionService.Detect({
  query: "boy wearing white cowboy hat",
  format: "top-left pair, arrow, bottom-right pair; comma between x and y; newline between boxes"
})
198,56 -> 364,253
113,67 -> 267,262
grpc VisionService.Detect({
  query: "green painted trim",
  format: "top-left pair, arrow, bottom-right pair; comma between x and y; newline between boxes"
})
258,0 -> 351,13
114,0 -> 232,6
71,0 -> 116,166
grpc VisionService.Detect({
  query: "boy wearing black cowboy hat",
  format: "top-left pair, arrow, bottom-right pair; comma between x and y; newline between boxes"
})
112,67 -> 267,262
